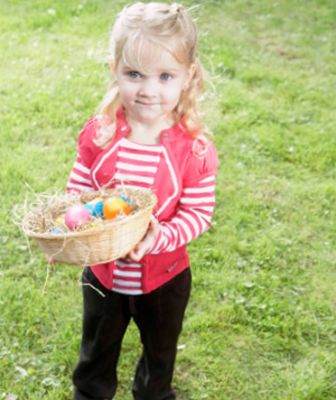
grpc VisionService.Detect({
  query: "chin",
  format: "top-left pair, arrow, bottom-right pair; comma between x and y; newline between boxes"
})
134,109 -> 164,122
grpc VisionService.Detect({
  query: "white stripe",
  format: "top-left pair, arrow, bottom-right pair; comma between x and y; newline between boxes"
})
74,161 -> 90,175
180,196 -> 215,205
154,238 -> 167,253
163,224 -> 178,250
171,217 -> 193,243
70,171 -> 92,185
155,147 -> 179,217
116,260 -> 142,268
151,230 -> 170,253
118,151 -> 160,163
152,231 -> 166,253
112,288 -> 143,295
189,209 -> 209,231
183,185 -> 215,194
114,172 -> 154,184
178,210 -> 201,237
121,138 -> 163,152
200,176 -> 215,183
175,220 -> 190,244
115,183 -> 148,190
161,224 -> 175,243
150,231 -> 163,253
195,206 -> 215,213
166,224 -> 185,251
114,270 -> 142,278
92,140 -> 121,188
176,218 -> 193,243
154,229 -> 170,253
197,212 -> 212,224
116,161 -> 157,173
162,232 -> 170,247
113,279 -> 141,287
67,182 -> 93,192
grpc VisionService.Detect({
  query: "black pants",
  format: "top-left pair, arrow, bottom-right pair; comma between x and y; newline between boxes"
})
73,267 -> 191,400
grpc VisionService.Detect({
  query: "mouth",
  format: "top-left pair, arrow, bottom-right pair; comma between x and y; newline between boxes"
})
135,101 -> 159,106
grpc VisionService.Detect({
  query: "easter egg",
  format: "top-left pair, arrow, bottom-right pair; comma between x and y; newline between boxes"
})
64,205 -> 92,230
55,215 -> 65,226
87,218 -> 103,229
103,197 -> 131,220
83,203 -> 95,215
84,199 -> 104,218
119,195 -> 128,203
48,226 -> 64,234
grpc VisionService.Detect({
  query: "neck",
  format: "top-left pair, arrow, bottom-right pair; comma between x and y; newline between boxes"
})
126,116 -> 174,145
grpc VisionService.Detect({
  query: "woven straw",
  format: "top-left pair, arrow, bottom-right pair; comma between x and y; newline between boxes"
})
23,188 -> 156,266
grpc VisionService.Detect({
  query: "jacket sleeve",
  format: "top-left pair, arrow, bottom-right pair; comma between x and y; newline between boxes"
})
149,140 -> 218,254
66,118 -> 101,193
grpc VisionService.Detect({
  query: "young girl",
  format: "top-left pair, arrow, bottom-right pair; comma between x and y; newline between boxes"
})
66,2 -> 218,399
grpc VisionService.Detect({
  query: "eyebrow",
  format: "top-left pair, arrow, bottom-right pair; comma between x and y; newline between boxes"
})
122,66 -> 180,73
160,68 -> 180,72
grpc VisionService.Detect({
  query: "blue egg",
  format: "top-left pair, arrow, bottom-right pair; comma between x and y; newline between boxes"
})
119,195 -> 131,204
93,200 -> 104,218
84,203 -> 95,215
84,201 -> 104,218
49,227 -> 64,234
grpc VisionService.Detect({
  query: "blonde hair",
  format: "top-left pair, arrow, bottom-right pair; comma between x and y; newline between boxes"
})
95,2 -> 205,148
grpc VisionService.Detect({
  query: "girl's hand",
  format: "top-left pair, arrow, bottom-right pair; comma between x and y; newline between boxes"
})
127,216 -> 159,262
46,255 -> 55,265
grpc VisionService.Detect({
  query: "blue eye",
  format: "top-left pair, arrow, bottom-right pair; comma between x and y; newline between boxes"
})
127,71 -> 141,79
160,73 -> 172,81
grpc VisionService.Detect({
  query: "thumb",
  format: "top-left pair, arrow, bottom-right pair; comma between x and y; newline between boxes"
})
128,246 -> 143,262
47,255 -> 55,265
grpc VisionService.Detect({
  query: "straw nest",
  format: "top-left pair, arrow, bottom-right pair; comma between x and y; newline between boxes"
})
21,187 -> 157,266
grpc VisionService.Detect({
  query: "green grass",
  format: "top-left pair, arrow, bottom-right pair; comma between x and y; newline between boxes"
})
1,0 -> 335,399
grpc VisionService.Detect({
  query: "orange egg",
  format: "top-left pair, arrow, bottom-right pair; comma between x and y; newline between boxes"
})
103,197 -> 131,220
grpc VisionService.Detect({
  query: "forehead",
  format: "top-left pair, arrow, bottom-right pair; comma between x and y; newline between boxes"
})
120,36 -> 187,74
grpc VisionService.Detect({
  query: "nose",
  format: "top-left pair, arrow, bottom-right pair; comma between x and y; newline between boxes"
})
138,78 -> 158,98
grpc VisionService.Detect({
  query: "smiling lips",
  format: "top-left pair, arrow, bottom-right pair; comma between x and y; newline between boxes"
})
136,100 -> 159,106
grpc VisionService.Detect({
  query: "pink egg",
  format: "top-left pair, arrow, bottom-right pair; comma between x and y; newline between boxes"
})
64,205 -> 92,230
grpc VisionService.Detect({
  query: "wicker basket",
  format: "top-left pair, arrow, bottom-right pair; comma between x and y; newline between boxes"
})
23,188 -> 157,266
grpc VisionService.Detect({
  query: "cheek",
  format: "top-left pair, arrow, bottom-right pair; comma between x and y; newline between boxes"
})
163,84 -> 184,102
119,84 -> 136,102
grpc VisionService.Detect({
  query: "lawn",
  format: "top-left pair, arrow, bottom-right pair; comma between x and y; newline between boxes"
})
0,0 -> 335,399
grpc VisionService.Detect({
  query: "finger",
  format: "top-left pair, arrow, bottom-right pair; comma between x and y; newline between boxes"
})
47,256 -> 55,265
128,249 -> 143,262
149,215 -> 159,228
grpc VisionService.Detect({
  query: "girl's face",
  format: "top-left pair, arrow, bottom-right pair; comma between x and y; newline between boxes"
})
114,48 -> 193,126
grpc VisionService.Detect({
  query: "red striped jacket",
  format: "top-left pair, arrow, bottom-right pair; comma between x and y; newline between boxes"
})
67,109 -> 218,293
